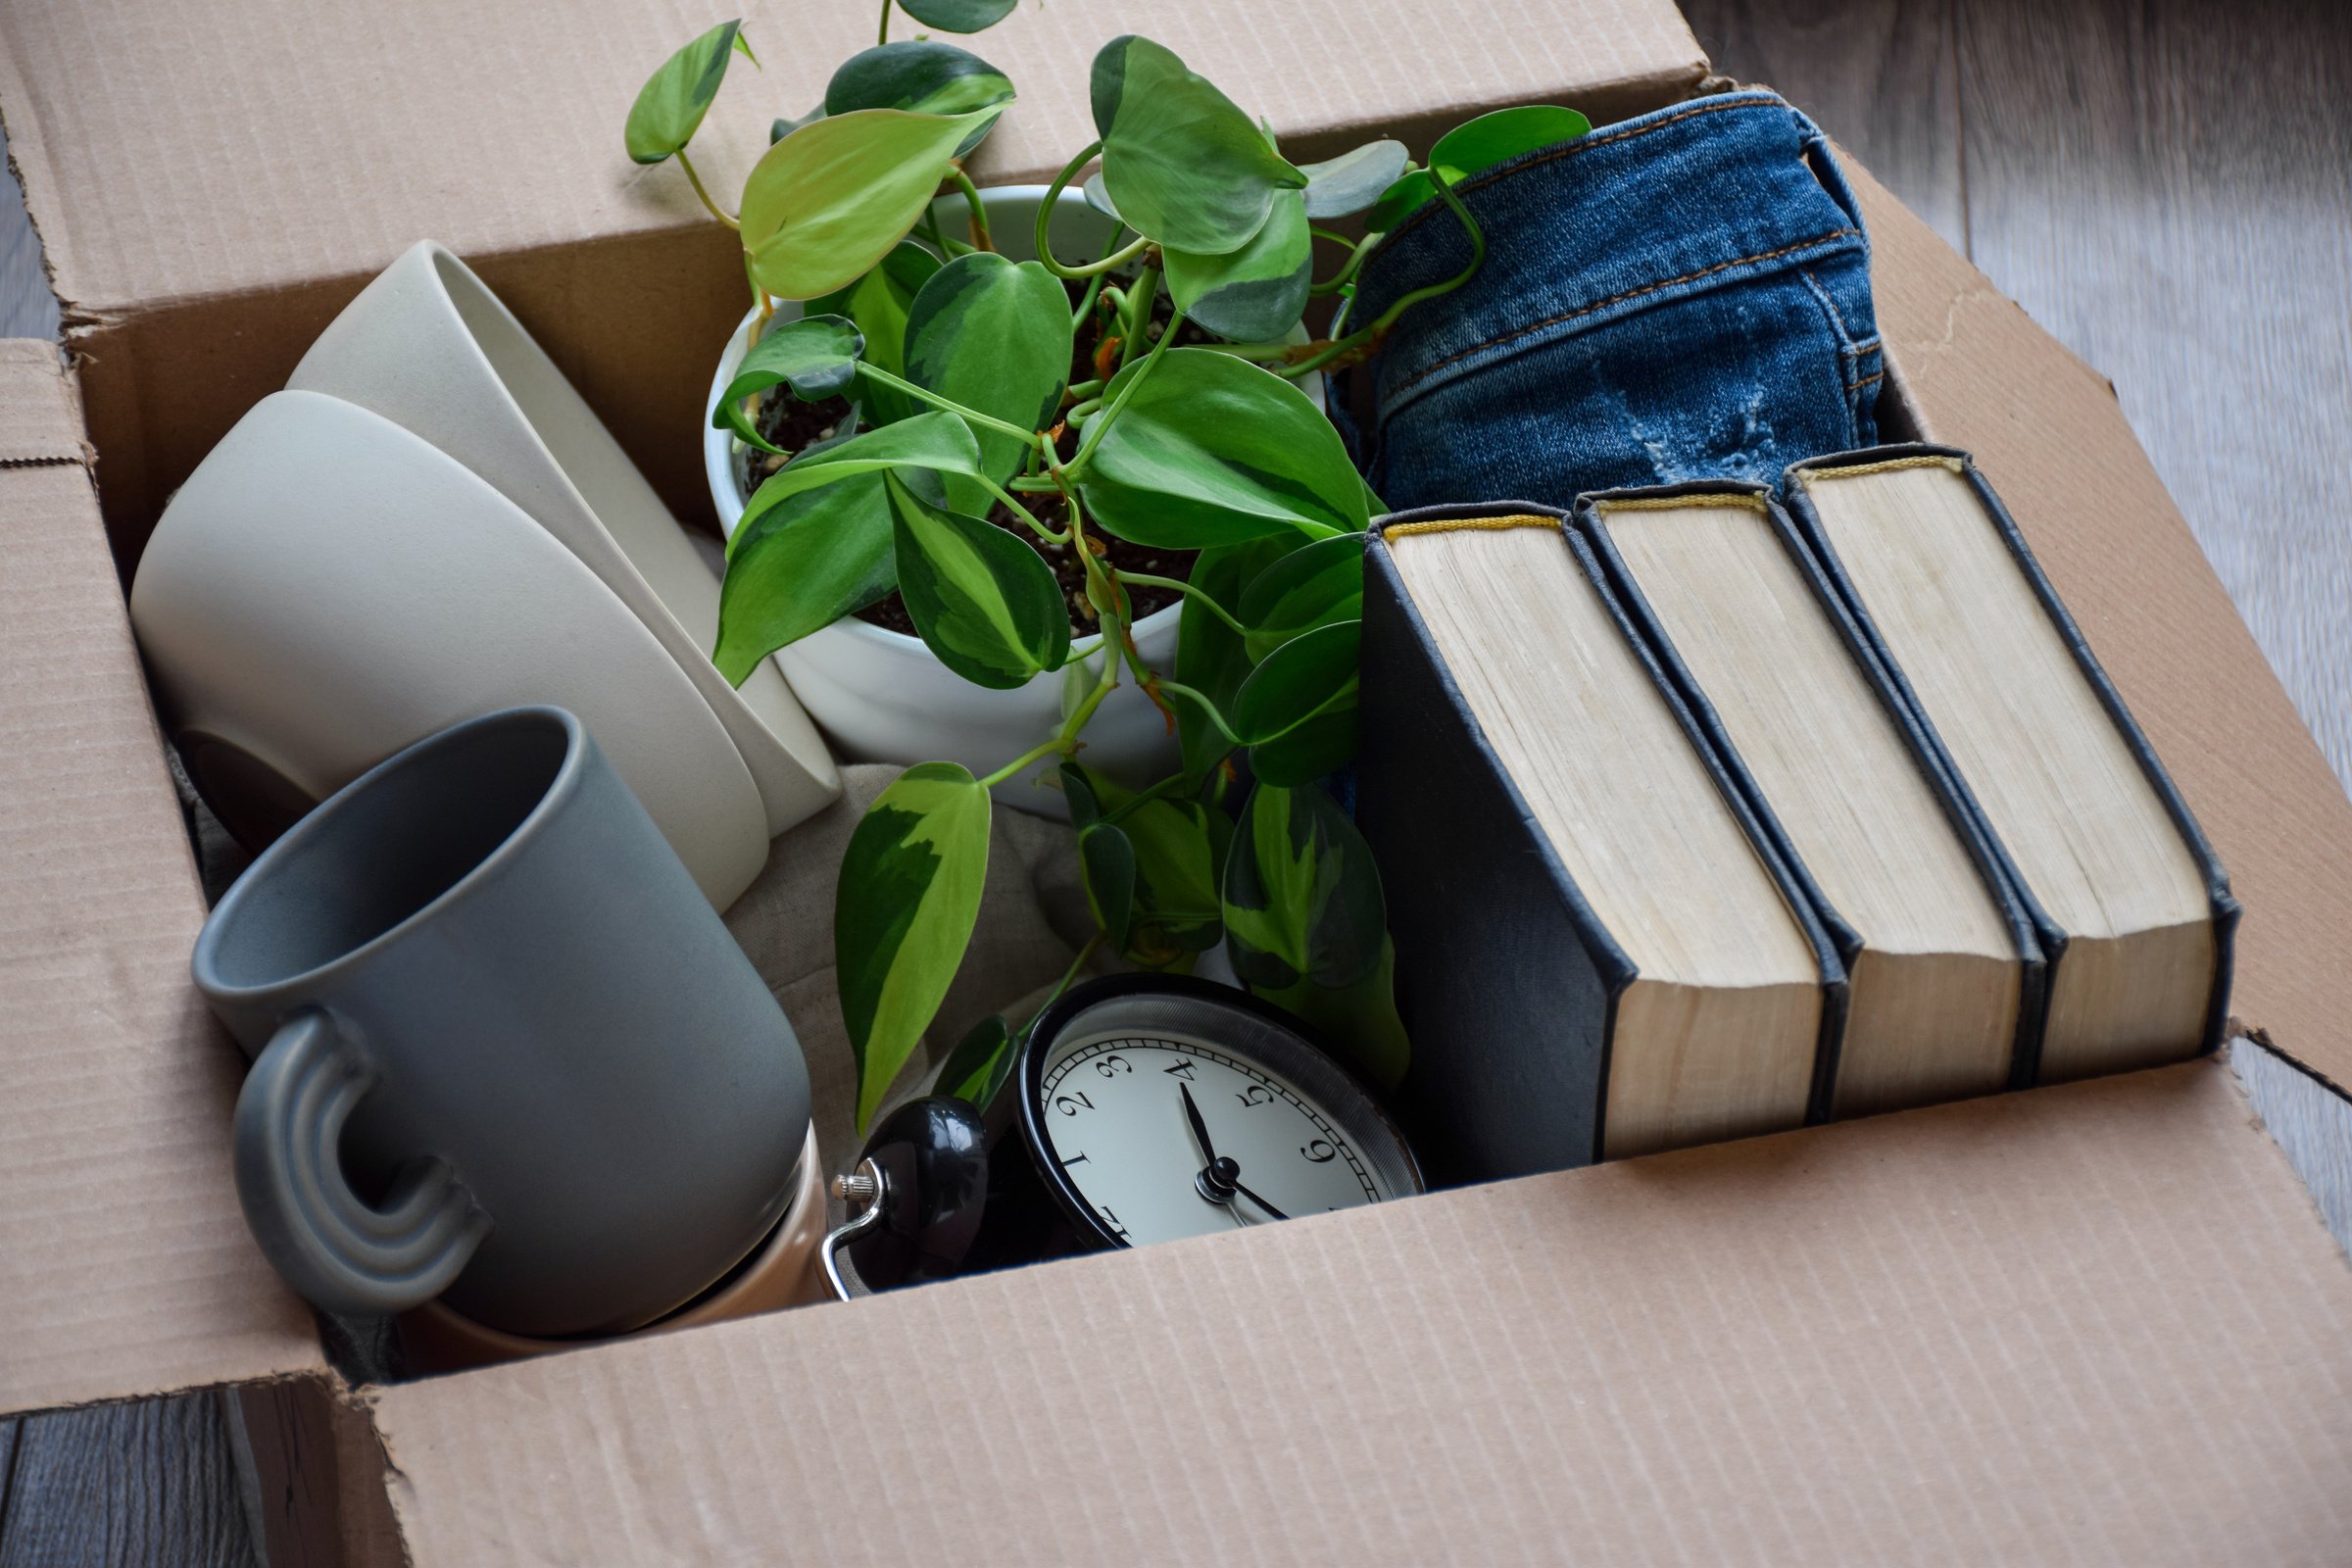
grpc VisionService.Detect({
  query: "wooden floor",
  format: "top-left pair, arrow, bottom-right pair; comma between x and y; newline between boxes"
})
1,0 -> 2346,1562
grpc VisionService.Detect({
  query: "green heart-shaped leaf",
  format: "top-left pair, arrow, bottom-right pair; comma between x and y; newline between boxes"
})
710,315 -> 865,453
897,0 -> 1017,34
1122,795 -> 1228,959
734,410 -> 985,549
937,1012 -> 1019,1111
1089,36 -> 1305,255
839,761 -> 994,1130
1082,171 -> 1121,221
625,21 -> 755,166
1367,104 -> 1591,230
1223,782 -> 1384,993
1298,139 -> 1410,220
807,241 -> 942,425
1080,349 -> 1366,547
1078,821 -> 1138,951
1174,536 -> 1292,782
887,471 -> 1070,687
1232,618 -> 1359,744
826,41 -> 1014,157
743,108 -> 997,301
1247,704 -> 1357,786
904,253 -> 1071,514
1255,938 -> 1409,1088
714,471 -> 895,684
1240,529 -> 1364,660
772,104 -> 826,143
1163,188 -> 1311,342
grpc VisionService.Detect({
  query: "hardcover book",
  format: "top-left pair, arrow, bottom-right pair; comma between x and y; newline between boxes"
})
1781,446 -> 2238,1082
1358,503 -> 1843,1180
1574,480 -> 2045,1119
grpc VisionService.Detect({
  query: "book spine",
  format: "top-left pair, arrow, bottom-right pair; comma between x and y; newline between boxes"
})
1360,505 -> 1632,1180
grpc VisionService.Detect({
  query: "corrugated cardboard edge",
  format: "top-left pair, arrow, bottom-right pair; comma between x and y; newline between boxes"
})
368,1059 -> 2352,1565
0,343 -> 325,1421
1847,163 -> 2352,1098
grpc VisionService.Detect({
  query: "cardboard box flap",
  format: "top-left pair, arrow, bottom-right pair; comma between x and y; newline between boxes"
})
1850,168 -> 2352,1098
0,0 -> 1707,321
371,1061 -> 2352,1564
0,343 -> 322,1419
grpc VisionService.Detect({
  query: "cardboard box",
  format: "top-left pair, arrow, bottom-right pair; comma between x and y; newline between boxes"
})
3,1 -> 2349,1561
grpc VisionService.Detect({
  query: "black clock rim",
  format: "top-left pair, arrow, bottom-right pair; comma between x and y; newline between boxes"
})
1014,972 -> 1427,1250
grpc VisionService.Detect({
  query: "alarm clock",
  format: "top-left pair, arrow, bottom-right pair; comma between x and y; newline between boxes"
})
821,974 -> 1425,1296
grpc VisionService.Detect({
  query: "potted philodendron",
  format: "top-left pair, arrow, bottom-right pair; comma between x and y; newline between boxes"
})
628,7 -> 1591,1125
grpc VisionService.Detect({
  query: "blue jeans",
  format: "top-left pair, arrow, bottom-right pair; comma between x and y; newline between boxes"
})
1342,91 -> 1882,509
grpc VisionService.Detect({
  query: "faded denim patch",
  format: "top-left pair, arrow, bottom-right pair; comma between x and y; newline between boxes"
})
1342,91 -> 1881,509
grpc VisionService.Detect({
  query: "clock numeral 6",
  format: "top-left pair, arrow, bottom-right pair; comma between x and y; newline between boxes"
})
1236,1085 -> 1275,1107
1301,1140 -> 1337,1163
1094,1054 -> 1132,1078
1055,1090 -> 1095,1116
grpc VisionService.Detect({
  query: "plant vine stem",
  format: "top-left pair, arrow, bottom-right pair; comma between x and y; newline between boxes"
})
1117,572 -> 1246,635
1025,932 -> 1107,1031
1309,231 -> 1381,295
975,475 -> 1067,542
1118,267 -> 1160,369
675,151 -> 739,230
853,365 -> 1038,442
1060,301 -> 1186,479
1364,163 -> 1485,337
1151,679 -> 1243,743
1035,142 -> 1151,278
1096,773 -> 1187,829
951,169 -> 994,251
977,734 -> 1077,790
877,0 -> 892,44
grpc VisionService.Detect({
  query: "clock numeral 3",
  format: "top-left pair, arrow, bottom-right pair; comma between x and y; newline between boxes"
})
1236,1085 -> 1275,1107
1301,1140 -> 1337,1163
1095,1054 -> 1132,1078
1054,1091 -> 1095,1116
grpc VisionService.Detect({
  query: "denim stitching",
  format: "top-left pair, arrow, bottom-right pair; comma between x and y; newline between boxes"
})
1384,228 -> 1863,401
1379,97 -> 1775,251
1797,269 -> 1871,445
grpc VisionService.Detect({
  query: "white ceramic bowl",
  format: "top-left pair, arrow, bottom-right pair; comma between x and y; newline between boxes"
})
293,241 -> 839,837
706,186 -> 1322,812
130,391 -> 772,909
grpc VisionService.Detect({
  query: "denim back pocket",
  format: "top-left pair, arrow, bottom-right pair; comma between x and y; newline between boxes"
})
1348,92 -> 1882,511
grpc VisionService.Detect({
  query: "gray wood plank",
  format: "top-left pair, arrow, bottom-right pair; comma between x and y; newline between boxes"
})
1953,0 -> 2352,792
0,1418 -> 19,1527
1679,0 -> 1967,253
0,1394 -> 258,1568
2232,1037 -> 2352,1260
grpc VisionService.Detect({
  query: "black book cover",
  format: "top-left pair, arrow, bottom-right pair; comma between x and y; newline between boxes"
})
1781,444 -> 2240,1068
1358,500 -> 1846,1182
1573,479 -> 2049,1107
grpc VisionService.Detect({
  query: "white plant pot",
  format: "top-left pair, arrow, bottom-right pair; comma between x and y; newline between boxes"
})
706,185 -> 1321,814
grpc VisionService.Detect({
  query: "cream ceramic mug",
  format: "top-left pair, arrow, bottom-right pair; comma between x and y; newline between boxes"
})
291,241 -> 839,837
129,390 -> 771,907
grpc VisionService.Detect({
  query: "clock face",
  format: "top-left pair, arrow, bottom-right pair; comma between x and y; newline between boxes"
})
1022,984 -> 1421,1250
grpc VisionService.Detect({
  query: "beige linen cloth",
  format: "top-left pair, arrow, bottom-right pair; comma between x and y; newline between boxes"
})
723,763 -> 1096,1173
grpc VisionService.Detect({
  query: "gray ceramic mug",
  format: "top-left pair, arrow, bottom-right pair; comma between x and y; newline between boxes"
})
193,706 -> 810,1337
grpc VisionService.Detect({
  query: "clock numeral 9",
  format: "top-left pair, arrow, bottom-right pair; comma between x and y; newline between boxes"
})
1300,1140 -> 1337,1163
1094,1054 -> 1131,1078
1235,1085 -> 1275,1107
1054,1090 -> 1095,1116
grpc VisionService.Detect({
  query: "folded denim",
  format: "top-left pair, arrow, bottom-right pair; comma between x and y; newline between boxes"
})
1341,91 -> 1882,511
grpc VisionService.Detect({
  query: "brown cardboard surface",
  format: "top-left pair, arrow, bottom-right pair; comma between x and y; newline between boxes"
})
0,344 -> 322,1418
0,0 -> 1708,553
1849,167 -> 2352,1097
373,1059 -> 2352,1565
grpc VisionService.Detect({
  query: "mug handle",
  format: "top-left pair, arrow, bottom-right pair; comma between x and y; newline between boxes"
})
231,1011 -> 490,1316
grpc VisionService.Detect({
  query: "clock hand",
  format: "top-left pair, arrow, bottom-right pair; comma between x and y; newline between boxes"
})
1179,1082 -> 1220,1166
1229,1179 -> 1290,1222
